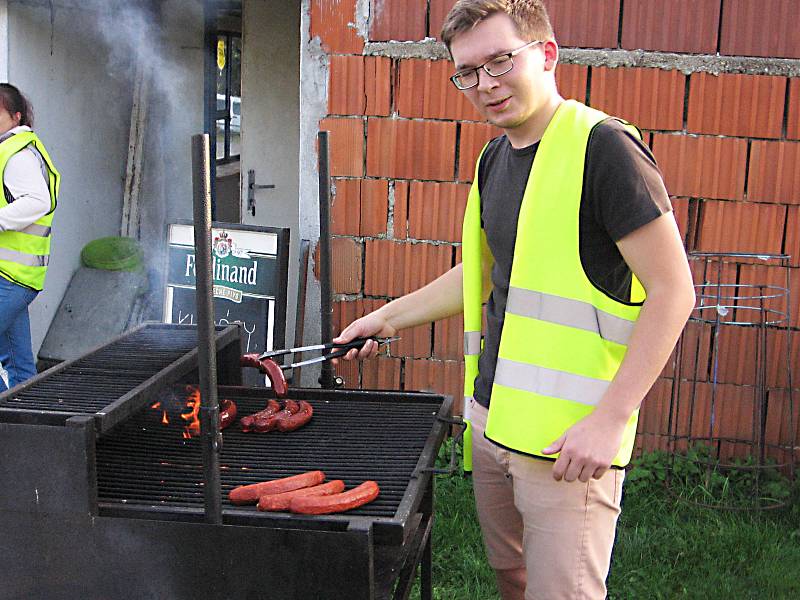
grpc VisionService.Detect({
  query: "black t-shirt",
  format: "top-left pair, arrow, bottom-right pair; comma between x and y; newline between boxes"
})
473,119 -> 672,408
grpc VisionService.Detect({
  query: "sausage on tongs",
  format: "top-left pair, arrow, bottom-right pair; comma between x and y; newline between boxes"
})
240,354 -> 288,397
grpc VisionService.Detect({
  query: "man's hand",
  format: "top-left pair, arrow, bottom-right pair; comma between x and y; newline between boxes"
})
333,311 -> 397,362
541,410 -> 628,482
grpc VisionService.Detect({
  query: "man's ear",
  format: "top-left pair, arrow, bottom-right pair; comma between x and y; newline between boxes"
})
543,40 -> 559,71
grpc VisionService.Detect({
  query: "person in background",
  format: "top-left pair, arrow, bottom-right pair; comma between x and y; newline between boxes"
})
0,83 -> 60,391
334,1 -> 695,598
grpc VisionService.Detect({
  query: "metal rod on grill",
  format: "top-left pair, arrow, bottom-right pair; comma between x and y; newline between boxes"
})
191,133 -> 222,524
317,131 -> 336,389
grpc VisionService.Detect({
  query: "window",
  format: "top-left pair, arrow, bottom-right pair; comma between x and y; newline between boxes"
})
216,32 -> 242,163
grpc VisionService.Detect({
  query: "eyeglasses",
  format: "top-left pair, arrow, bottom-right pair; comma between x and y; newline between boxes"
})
449,40 -> 544,90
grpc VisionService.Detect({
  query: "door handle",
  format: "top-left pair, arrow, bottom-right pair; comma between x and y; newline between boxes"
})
247,169 -> 275,217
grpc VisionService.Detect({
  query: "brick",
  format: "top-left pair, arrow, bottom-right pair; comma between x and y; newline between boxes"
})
333,298 -> 386,335
408,181 -> 470,243
311,0 -> 364,54
784,206 -> 800,267
671,321 -> 712,381
365,56 -> 392,116
589,67 -> 685,131
330,178 -> 361,236
765,390 -> 800,459
433,314 -> 464,361
429,0 -> 451,40
391,180 -> 410,240
390,323 -> 432,359
720,0 -> 800,59
333,357 -> 360,388
457,122 -> 502,182
637,378 -> 673,452
319,117 -> 364,177
696,200 -> 785,256
545,0 -> 620,48
362,355 -> 401,389
748,141 -> 800,204
687,72 -> 785,138
364,240 -> 452,297
331,237 -> 362,294
789,79 -> 800,141
396,59 -> 482,121
360,178 -> 390,236
715,325 -> 759,385
328,55 -> 365,116
555,63 -> 588,103
621,0 -> 720,54
403,359 -> 465,414
366,118 -> 456,180
671,197 -> 692,244
652,134 -> 747,201
370,0 -> 427,41
739,263 -> 798,328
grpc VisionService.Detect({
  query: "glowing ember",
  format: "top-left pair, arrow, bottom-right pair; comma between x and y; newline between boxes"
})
180,386 -> 201,439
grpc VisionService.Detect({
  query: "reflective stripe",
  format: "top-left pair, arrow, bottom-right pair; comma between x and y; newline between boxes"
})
462,396 -> 474,421
506,287 -> 635,346
20,224 -> 51,237
494,357 -> 610,406
464,331 -> 482,356
0,247 -> 48,267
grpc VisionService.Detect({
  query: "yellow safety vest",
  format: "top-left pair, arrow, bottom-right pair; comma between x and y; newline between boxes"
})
462,100 -> 645,470
0,131 -> 60,291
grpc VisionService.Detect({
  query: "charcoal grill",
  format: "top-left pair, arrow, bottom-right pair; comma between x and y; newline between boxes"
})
0,325 -> 450,600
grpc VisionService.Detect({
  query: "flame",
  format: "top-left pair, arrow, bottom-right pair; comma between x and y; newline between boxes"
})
150,401 -> 169,425
180,386 -> 201,439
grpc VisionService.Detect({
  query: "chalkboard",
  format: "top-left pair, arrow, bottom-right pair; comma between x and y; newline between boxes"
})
163,222 -> 289,384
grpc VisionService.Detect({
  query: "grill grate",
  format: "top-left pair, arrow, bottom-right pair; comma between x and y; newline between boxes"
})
96,388 -> 442,522
0,324 -> 241,432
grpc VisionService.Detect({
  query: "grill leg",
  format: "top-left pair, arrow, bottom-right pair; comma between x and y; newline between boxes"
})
420,479 -> 433,600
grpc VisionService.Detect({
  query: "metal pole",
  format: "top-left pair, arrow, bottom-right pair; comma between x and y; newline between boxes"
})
191,133 -> 222,524
203,0 -> 217,218
317,131 -> 335,389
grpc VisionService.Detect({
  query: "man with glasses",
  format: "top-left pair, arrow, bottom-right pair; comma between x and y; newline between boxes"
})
335,1 -> 695,598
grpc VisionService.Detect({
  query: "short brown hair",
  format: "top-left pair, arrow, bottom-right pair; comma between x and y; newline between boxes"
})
440,0 -> 554,50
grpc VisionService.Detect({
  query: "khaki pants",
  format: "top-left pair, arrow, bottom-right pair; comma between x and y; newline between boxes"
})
468,398 -> 624,600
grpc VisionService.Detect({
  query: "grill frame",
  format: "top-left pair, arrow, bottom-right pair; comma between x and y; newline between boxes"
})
95,385 -> 451,545
0,324 -> 451,598
0,323 -> 242,431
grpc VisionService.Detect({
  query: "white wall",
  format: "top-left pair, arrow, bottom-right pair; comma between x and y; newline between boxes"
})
8,1 -> 133,350
138,0 -> 205,312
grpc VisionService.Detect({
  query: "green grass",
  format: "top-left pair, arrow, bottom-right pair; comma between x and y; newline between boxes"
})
411,446 -> 800,599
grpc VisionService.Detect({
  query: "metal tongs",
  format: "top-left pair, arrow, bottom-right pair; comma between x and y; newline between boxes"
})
258,336 -> 401,370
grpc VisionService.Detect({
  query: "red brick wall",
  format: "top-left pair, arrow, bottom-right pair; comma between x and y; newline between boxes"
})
311,0 -> 800,455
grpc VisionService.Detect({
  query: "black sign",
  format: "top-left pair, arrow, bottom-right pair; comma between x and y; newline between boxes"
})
163,222 -> 289,367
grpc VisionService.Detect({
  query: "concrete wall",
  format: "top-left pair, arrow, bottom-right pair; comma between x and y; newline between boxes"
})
8,1 -> 133,350
138,0 -> 205,314
3,0 -> 204,351
240,0 -> 303,362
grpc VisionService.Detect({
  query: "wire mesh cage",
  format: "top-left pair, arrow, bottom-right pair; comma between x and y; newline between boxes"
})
665,252 -> 797,509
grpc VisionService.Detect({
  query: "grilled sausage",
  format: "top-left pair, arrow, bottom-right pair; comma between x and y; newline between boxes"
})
219,399 -> 237,430
240,354 -> 288,398
240,399 -> 281,432
229,470 -> 326,505
283,399 -> 300,414
257,479 -> 345,512
289,481 -> 380,515
253,408 -> 291,432
276,400 -> 313,432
